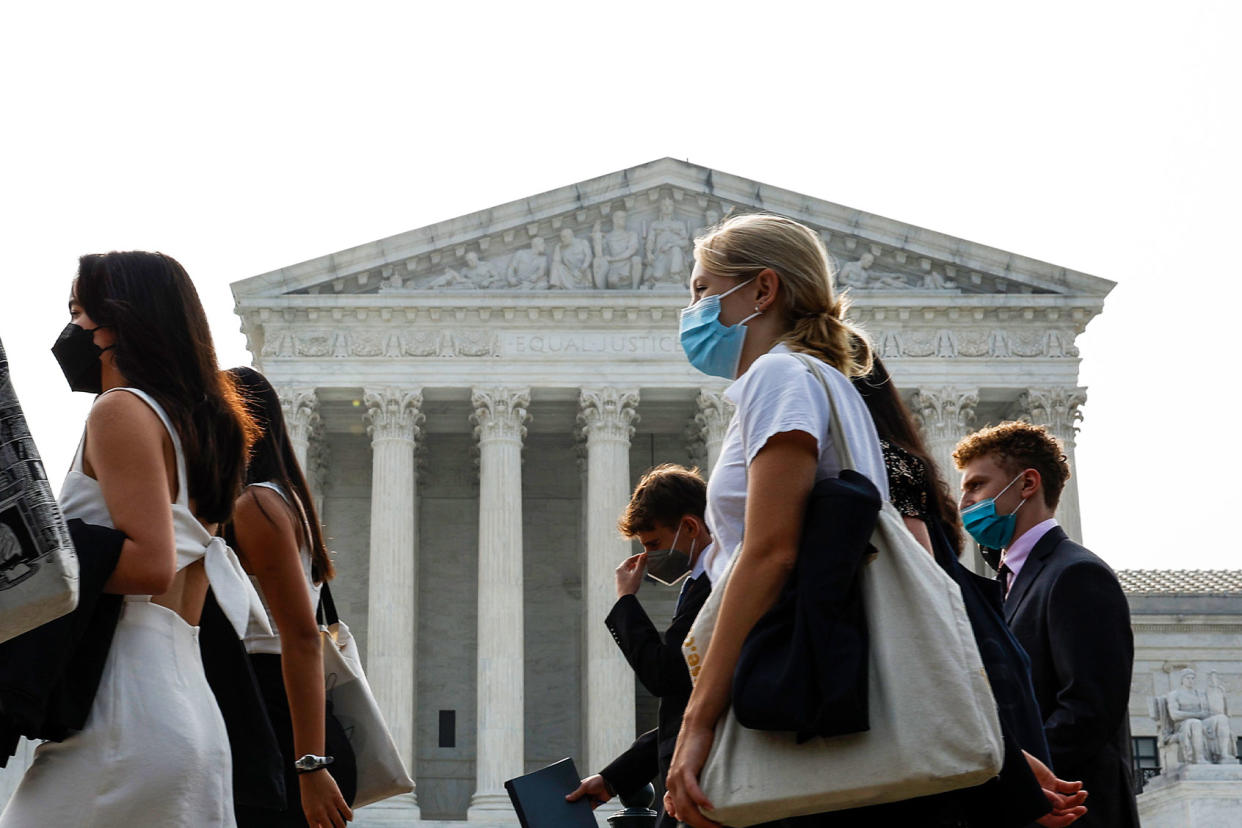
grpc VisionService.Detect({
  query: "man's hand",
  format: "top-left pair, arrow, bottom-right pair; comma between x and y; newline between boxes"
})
615,552 -> 648,597
565,774 -> 613,809
1023,750 -> 1088,827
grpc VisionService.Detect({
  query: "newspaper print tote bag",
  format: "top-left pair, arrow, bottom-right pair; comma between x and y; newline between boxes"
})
0,337 -> 78,644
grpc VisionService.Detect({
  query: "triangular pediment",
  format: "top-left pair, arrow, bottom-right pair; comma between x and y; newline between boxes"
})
231,158 -> 1114,301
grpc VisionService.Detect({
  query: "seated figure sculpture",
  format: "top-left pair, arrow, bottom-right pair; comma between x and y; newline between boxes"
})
550,228 -> 593,289
592,211 -> 642,289
1158,668 -> 1236,764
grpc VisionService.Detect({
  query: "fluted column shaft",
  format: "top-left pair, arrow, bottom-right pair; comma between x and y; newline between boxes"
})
1014,388 -> 1087,542
468,387 -> 530,817
364,388 -> 424,788
578,388 -> 640,773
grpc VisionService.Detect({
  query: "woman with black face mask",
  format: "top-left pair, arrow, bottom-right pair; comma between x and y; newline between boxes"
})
224,366 -> 355,828
2,252 -> 268,827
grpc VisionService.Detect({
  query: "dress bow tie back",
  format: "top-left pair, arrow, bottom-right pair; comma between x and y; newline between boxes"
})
203,536 -> 273,640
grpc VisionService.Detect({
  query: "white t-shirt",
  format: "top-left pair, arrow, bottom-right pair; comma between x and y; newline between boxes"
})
701,344 -> 889,583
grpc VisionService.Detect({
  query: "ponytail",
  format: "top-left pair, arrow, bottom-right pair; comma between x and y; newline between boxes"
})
695,213 -> 873,377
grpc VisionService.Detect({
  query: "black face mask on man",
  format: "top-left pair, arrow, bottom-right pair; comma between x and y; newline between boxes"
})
51,323 -> 113,394
645,524 -> 697,586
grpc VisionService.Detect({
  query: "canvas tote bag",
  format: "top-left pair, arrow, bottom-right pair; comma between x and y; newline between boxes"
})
0,337 -> 78,644
682,354 -> 1003,827
319,583 -> 415,808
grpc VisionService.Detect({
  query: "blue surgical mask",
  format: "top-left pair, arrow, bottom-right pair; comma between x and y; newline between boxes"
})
679,278 -> 761,379
961,473 -> 1028,551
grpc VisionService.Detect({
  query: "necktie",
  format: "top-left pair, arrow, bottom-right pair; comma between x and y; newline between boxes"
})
997,562 -> 1012,595
675,575 -> 697,615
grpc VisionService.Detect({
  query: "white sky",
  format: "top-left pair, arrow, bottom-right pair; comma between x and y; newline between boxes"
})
2,1 -> 1238,570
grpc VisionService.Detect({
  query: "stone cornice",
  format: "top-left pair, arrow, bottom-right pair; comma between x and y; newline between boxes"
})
231,158 -> 1115,302
236,291 -> 1106,328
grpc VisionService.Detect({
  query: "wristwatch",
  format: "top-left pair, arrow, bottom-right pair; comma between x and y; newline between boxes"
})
294,754 -> 335,774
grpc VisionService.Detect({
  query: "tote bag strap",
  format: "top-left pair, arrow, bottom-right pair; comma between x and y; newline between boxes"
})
790,352 -> 857,473
316,580 -> 340,627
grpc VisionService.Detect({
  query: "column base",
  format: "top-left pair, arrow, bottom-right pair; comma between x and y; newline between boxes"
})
353,793 -> 420,825
467,790 -> 516,821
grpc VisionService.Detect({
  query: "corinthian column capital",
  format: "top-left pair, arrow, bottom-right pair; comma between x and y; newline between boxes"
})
577,387 -> 640,444
363,387 -> 425,445
694,390 -> 734,444
470,387 -> 531,445
1011,387 -> 1087,446
910,386 -> 980,445
277,386 -> 320,447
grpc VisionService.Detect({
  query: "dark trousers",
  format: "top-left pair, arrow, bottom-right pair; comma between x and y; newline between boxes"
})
236,652 -> 358,828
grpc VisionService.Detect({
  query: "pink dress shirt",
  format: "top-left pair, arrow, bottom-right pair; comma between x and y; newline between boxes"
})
1000,518 -> 1059,595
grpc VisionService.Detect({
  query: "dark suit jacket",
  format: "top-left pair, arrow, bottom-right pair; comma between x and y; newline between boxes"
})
0,519 -> 124,763
599,574 -> 711,818
1004,525 -> 1140,828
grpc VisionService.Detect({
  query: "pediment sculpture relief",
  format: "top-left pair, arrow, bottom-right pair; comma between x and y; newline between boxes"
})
838,253 -> 958,291
551,228 -> 594,290
592,210 -> 643,290
339,191 -> 1011,296
643,197 -> 691,289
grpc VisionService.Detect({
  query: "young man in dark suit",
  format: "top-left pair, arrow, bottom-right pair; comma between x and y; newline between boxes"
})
955,422 -> 1139,828
566,464 -> 712,828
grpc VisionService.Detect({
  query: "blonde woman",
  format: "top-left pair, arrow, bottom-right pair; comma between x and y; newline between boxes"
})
664,214 -> 923,828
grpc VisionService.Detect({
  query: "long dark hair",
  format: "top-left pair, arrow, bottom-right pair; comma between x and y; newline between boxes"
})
75,252 -> 255,524
226,366 -> 334,583
851,357 -> 964,555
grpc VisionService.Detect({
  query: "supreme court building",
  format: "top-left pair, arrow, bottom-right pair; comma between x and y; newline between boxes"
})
224,160 -> 1242,824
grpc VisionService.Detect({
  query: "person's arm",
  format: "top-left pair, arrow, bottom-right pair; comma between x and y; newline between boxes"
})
86,392 -> 177,595
608,555 -> 693,697
664,430 -> 817,828
233,488 -> 352,827
902,515 -> 934,555
1043,561 -> 1134,771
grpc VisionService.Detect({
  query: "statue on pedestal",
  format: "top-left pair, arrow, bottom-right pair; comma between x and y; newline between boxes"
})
592,211 -> 642,290
644,198 -> 690,289
1152,668 -> 1237,766
549,228 -> 593,290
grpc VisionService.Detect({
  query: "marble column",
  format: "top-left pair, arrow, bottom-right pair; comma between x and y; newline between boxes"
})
278,385 -> 329,515
278,385 -> 319,472
694,390 -> 734,475
577,387 -> 640,774
1012,387 -> 1087,542
363,387 -> 424,816
910,386 -> 981,571
467,387 -> 531,819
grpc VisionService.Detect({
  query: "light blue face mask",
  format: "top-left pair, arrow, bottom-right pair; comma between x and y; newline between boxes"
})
678,278 -> 760,379
960,473 -> 1028,551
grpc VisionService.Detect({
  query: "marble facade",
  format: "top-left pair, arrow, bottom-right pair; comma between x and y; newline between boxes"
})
0,160 -> 1237,827
225,159 -> 1118,825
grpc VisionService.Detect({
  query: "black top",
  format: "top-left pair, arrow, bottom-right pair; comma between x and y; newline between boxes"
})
880,440 -> 932,523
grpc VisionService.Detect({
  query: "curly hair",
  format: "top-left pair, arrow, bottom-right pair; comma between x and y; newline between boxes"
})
952,421 -> 1070,509
617,464 -> 706,537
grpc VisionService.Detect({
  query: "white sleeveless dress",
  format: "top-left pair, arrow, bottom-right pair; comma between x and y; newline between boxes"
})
0,387 -> 271,828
